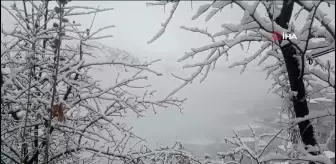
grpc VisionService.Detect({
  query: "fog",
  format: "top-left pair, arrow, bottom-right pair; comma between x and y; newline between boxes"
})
72,1 -> 283,147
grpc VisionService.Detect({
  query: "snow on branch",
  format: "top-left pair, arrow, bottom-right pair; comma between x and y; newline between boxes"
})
64,6 -> 114,16
191,3 -> 213,20
147,1 -> 179,44
229,42 -> 271,74
260,152 -> 332,164
180,26 -> 215,42
295,0 -> 335,40
216,125 -> 334,164
306,66 -> 335,88
286,110 -> 335,126
146,1 -> 169,6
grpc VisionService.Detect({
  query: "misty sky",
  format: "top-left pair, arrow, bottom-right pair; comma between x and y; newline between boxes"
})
1,1 -> 335,147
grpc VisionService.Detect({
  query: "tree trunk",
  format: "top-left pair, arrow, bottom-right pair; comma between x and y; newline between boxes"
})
34,125 -> 38,164
275,0 -> 319,163
1,70 -> 3,105
281,44 -> 318,147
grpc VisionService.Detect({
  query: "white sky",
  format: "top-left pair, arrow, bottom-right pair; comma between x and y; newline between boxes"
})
1,1 -> 335,148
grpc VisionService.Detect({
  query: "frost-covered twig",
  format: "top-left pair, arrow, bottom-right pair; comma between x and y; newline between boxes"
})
147,1 -> 179,44
295,1 -> 335,40
287,110 -> 335,125
300,1 -> 322,80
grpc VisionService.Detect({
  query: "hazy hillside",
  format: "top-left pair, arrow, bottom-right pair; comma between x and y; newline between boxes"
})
183,108 -> 281,158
